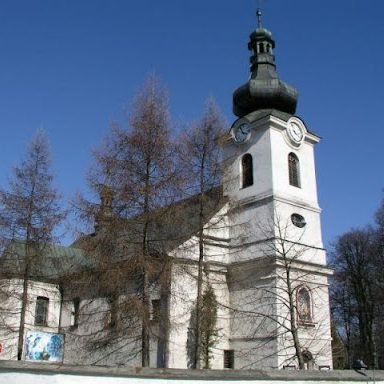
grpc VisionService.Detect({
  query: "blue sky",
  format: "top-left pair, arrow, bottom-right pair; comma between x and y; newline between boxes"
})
0,0 -> 382,247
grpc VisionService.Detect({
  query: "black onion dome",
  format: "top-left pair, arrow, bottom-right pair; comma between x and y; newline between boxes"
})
233,16 -> 298,118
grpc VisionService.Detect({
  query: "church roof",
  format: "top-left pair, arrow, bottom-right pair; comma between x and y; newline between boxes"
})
233,108 -> 317,137
73,186 -> 227,262
233,10 -> 298,117
74,186 -> 227,263
0,240 -> 90,282
0,187 -> 226,287
244,108 -> 293,123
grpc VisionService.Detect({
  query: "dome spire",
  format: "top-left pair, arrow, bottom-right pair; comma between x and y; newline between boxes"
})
256,8 -> 262,28
233,7 -> 298,117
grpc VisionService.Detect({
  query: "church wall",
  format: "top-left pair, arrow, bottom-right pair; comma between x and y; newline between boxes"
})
62,297 -> 112,365
224,115 -> 326,264
229,339 -> 278,369
61,296 -> 148,367
0,279 -> 22,360
203,206 -> 231,265
61,294 -> 166,367
223,125 -> 273,204
228,261 -> 279,369
228,197 -> 326,265
228,200 -> 277,263
224,117 -> 320,212
226,255 -> 332,370
169,205 -> 231,265
272,201 -> 326,264
269,125 -> 319,209
274,268 -> 332,369
268,124 -> 325,263
3,361 -> 384,384
0,279 -> 61,361
167,262 -> 231,369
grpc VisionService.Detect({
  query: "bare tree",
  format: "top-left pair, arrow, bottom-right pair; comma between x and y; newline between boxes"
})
373,200 -> 384,367
328,198 -> 384,369
331,228 -> 378,368
0,130 -> 65,360
74,74 -> 179,367
179,99 -> 226,368
228,210 -> 332,369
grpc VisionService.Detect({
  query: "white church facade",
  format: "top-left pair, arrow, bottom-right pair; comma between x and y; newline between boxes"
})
0,9 -> 333,370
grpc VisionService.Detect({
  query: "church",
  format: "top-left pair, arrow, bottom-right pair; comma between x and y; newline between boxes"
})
0,9 -> 332,369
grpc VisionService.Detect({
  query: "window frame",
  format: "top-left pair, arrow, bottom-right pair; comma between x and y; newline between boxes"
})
241,153 -> 253,189
288,152 -> 300,188
35,296 -> 49,326
224,349 -> 235,369
151,299 -> 161,322
71,297 -> 80,329
105,294 -> 119,330
291,213 -> 306,228
296,285 -> 314,325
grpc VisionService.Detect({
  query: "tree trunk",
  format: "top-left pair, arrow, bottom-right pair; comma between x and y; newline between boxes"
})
286,265 -> 304,369
193,158 -> 206,369
17,264 -> 29,360
141,162 -> 151,367
141,266 -> 150,367
193,231 -> 204,369
17,214 -> 34,360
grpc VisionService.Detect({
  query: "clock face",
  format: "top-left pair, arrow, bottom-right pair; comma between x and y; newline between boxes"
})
287,122 -> 304,144
234,123 -> 251,143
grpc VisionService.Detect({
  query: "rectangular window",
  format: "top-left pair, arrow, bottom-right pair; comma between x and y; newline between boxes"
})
224,349 -> 234,369
108,296 -> 119,329
71,297 -> 80,328
35,296 -> 49,326
151,299 -> 160,322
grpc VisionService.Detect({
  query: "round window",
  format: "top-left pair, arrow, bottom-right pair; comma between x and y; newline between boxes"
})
291,213 -> 306,228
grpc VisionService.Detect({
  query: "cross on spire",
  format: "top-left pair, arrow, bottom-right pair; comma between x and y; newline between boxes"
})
256,8 -> 262,28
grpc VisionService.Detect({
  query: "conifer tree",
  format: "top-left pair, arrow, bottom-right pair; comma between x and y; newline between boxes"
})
200,285 -> 219,369
180,99 -> 226,368
0,130 -> 64,360
80,74 -> 178,367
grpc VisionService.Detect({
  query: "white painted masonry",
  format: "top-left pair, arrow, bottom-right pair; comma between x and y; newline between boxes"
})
0,362 -> 382,384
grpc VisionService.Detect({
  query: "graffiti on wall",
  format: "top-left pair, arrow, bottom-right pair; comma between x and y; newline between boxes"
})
24,331 -> 64,362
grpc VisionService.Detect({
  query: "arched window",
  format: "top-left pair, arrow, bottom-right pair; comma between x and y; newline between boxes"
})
288,153 -> 300,187
241,154 -> 253,188
297,286 -> 312,323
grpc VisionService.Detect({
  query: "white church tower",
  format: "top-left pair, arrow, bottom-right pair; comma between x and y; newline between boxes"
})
223,9 -> 333,369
